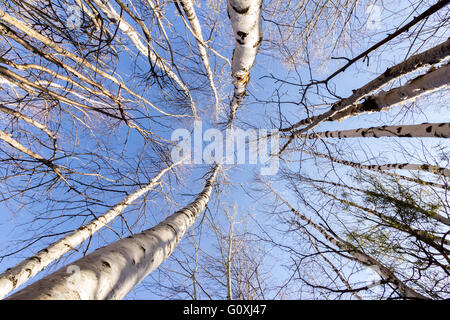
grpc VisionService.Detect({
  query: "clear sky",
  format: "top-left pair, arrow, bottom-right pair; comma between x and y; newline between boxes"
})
0,0 -> 448,300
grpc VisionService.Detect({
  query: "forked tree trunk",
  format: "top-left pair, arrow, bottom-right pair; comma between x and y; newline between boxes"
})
6,165 -> 220,300
227,0 -> 263,125
0,161 -> 181,299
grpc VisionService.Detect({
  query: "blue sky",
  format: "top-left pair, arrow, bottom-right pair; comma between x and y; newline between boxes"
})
0,0 -> 449,299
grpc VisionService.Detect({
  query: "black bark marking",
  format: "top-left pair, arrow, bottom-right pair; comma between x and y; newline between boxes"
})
236,38 -> 244,45
30,256 -> 41,263
8,275 -> 17,286
101,261 -> 111,269
426,125 -> 432,132
231,5 -> 250,14
237,31 -> 248,40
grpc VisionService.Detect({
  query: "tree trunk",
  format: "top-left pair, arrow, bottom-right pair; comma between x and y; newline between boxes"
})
227,0 -> 263,125
0,161 -> 181,299
302,149 -> 450,178
176,0 -> 219,119
291,122 -> 450,139
281,62 -> 450,129
88,0 -> 197,118
6,165 -> 220,300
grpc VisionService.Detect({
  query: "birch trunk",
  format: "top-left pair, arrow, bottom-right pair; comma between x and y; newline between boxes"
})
88,0 -> 197,118
291,122 -> 450,139
297,174 -> 450,226
264,182 -> 428,299
281,62 -> 450,130
176,0 -> 219,118
6,165 -> 220,300
301,149 -> 449,189
0,161 -> 181,299
0,12 -> 150,109
227,0 -> 263,124
280,38 -> 450,135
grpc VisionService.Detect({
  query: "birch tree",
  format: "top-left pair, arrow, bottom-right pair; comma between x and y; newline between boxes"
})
0,160 -> 182,299
6,165 -> 220,300
226,0 -> 263,125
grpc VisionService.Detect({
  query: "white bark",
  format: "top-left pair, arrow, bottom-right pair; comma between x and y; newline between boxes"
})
292,122 -> 450,139
89,0 -> 197,118
264,182 -> 428,299
281,62 -> 450,129
301,149 -> 450,188
0,161 -> 181,299
227,0 -> 263,124
367,62 -> 450,110
0,104 -> 56,142
282,38 -> 450,134
176,0 -> 219,119
6,165 -> 220,300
